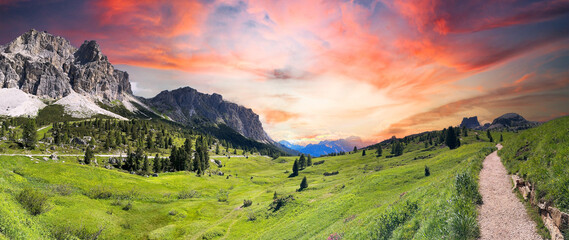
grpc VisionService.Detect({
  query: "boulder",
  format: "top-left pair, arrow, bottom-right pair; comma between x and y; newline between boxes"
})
152,173 -> 158,177
49,154 -> 58,160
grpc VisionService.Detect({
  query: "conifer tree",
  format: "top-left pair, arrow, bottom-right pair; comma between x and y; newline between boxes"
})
500,134 -> 503,142
353,146 -> 358,153
154,154 -> 161,173
22,119 -> 37,149
307,154 -> 312,166
446,126 -> 459,149
299,154 -> 306,169
487,130 -> 493,142
299,176 -> 308,191
292,160 -> 299,177
143,155 -> 150,173
215,144 -> 220,154
377,145 -> 382,157
362,149 -> 366,156
84,145 -> 94,165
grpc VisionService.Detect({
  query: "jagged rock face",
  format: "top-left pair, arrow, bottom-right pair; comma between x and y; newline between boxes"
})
460,116 -> 481,129
146,87 -> 273,143
0,29 -> 131,100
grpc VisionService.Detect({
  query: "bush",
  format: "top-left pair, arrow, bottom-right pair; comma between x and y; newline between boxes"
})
16,188 -> 49,215
455,173 -> 482,205
242,199 -> 253,208
269,195 -> 294,212
313,160 -> 325,165
369,201 -> 418,240
53,184 -> 73,196
323,171 -> 339,176
217,189 -> 229,202
424,166 -> 430,176
178,190 -> 200,199
87,186 -> 113,199
122,201 -> 132,211
247,210 -> 257,221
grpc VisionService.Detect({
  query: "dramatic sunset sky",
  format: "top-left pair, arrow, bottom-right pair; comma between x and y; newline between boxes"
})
1,0 -> 568,145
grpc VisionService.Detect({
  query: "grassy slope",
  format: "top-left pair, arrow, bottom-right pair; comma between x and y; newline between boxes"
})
0,132 -> 495,239
499,116 -> 569,212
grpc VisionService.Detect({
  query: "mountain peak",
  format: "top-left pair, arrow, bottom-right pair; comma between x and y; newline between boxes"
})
0,29 -> 131,101
75,40 -> 105,64
460,116 -> 480,129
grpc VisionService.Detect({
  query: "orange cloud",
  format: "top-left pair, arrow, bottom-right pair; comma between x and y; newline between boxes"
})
262,109 -> 299,124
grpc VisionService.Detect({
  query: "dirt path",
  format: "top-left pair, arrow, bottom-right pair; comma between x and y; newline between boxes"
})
478,144 -> 541,239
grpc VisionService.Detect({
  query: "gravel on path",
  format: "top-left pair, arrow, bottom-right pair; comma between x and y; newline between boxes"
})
478,144 -> 542,240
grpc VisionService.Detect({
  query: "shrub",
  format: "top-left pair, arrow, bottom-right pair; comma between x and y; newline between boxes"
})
178,190 -> 200,199
217,189 -> 229,202
424,166 -> 430,176
122,201 -> 132,211
323,171 -> 339,176
242,199 -> 253,208
247,210 -> 257,221
16,188 -> 49,215
369,201 -> 418,240
53,184 -> 73,196
313,160 -> 325,165
455,173 -> 482,204
87,186 -> 113,199
269,195 -> 294,212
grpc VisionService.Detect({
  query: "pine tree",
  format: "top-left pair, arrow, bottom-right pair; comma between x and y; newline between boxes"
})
352,146 -> 357,153
154,154 -> 161,173
462,126 -> 468,137
299,176 -> 308,191
376,145 -> 382,157
299,154 -> 306,169
143,155 -> 150,173
445,126 -> 459,149
215,144 -> 220,154
273,191 -> 278,200
487,130 -> 493,142
292,160 -> 299,177
362,149 -> 366,156
84,145 -> 94,165
307,154 -> 312,166
22,119 -> 37,149
500,134 -> 503,142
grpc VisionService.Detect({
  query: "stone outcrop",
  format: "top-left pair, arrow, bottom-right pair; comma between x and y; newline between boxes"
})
459,116 -> 481,129
0,29 -> 131,101
512,175 -> 568,239
145,87 -> 273,143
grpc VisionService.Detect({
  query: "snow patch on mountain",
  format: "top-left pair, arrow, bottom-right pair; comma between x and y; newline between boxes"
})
54,91 -> 127,120
0,88 -> 46,117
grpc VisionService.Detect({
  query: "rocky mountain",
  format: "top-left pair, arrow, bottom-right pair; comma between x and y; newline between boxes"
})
460,116 -> 481,129
279,136 -> 366,157
0,29 -> 277,147
458,113 -> 539,131
488,113 -> 538,130
0,29 -> 131,101
144,87 -> 273,143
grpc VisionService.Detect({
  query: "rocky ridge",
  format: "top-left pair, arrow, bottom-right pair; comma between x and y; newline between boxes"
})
0,29 -> 131,101
145,87 -> 273,143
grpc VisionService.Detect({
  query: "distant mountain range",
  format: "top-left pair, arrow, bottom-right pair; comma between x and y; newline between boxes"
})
0,29 -> 282,152
459,113 -> 539,131
279,136 -> 366,157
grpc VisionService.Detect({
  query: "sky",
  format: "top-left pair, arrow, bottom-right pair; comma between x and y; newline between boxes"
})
1,0 -> 568,145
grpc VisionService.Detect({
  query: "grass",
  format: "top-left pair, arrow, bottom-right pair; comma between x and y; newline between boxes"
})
0,129 -> 495,239
499,116 -> 569,212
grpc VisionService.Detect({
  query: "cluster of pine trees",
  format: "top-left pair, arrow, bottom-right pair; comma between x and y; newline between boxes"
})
168,136 -> 211,175
290,154 -> 312,177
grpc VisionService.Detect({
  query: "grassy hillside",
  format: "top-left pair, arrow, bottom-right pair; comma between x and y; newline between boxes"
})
0,127 -> 496,239
499,116 -> 569,212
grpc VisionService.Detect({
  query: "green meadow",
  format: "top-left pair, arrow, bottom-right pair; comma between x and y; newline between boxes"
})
0,126 -> 500,240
